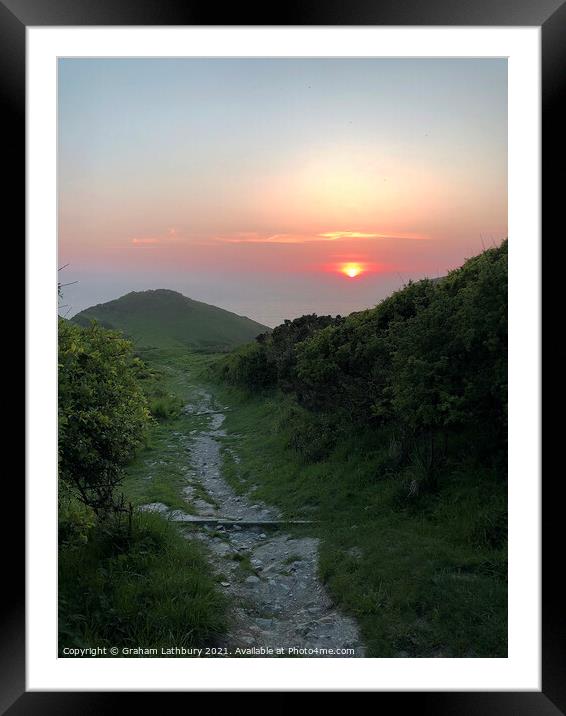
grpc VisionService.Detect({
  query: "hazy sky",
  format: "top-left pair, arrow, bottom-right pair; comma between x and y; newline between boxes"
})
58,58 -> 507,326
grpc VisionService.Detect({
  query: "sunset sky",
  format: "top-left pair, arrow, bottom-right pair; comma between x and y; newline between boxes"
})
58,58 -> 507,326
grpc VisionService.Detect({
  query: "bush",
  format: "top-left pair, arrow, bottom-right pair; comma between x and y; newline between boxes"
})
390,242 -> 507,451
294,279 -> 437,421
216,242 -> 508,482
265,314 -> 343,389
58,319 -> 151,515
213,341 -> 276,389
213,314 -> 343,392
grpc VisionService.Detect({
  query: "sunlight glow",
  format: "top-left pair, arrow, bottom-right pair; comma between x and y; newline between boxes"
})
342,263 -> 363,278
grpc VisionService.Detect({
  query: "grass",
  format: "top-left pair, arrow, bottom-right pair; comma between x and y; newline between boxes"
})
206,379 -> 508,658
58,510 -> 227,655
62,347 -> 506,658
132,349 -> 507,657
229,551 -> 256,577
121,412 -> 198,512
122,350 -> 215,512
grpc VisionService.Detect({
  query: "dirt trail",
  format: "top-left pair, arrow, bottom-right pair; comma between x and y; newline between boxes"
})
143,385 -> 364,657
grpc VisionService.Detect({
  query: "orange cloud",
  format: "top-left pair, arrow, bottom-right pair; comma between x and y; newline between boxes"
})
213,232 -> 308,245
318,231 -> 383,240
131,238 -> 160,246
131,228 -> 184,247
215,230 -> 428,245
318,231 -> 428,241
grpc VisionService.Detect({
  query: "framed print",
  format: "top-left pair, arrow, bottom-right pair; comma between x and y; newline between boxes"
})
9,0 -> 561,710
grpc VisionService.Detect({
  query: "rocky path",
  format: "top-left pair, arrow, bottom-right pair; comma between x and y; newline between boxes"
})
143,385 -> 364,657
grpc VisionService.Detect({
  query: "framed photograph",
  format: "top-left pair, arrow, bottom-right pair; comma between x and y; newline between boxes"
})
11,0 -> 560,709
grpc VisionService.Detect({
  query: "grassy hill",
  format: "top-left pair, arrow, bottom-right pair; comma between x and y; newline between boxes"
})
72,289 -> 269,350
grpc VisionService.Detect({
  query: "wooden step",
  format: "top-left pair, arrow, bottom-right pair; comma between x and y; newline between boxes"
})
173,515 -> 314,527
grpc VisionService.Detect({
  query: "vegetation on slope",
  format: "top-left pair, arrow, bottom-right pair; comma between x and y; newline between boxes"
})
58,321 -> 226,654
211,242 -> 508,656
58,243 -> 507,657
216,242 -> 508,485
59,509 -> 226,655
72,288 -> 269,351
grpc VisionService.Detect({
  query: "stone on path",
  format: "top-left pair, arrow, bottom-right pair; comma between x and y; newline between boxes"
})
172,386 -> 365,657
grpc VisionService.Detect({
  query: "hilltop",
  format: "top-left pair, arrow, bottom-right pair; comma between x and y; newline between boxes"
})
72,289 -> 269,350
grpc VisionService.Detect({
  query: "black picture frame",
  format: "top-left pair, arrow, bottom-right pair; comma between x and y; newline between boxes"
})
9,0 -> 560,710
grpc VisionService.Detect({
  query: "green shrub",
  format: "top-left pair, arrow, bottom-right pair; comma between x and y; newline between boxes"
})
390,242 -> 507,456
213,340 -> 276,389
58,318 -> 151,514
264,314 -> 343,389
216,242 -> 507,492
213,314 -> 342,392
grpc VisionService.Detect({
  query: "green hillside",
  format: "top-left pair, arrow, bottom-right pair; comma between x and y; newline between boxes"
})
72,289 -> 269,350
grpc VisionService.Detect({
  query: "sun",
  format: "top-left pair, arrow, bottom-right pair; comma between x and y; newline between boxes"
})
341,263 -> 363,279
